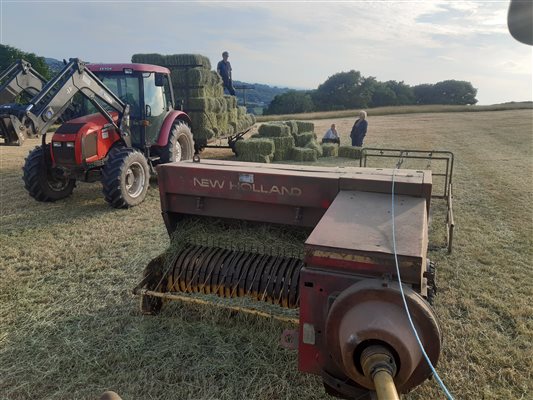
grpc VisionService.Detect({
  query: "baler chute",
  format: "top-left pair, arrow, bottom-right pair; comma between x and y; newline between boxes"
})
134,159 -> 446,399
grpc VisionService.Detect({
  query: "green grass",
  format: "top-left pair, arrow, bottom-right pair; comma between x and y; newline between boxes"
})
1,108 -> 532,399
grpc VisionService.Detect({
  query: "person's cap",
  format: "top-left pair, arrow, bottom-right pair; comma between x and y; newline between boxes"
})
222,51 -> 229,56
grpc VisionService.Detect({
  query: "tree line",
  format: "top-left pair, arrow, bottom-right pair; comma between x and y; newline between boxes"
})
264,70 -> 478,115
0,44 -> 51,79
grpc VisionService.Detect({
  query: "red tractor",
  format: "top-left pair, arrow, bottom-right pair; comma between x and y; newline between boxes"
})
0,59 -> 195,207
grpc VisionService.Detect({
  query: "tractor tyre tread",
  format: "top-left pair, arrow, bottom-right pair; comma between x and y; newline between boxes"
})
22,145 -> 76,202
101,147 -> 150,209
159,121 -> 194,164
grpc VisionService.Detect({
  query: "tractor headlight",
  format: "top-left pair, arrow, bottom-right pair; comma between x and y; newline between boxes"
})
66,142 -> 75,148
52,142 -> 62,148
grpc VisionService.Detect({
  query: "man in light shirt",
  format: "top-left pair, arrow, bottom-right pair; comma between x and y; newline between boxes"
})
321,123 -> 340,144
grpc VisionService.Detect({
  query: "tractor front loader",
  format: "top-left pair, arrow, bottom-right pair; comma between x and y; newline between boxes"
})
0,58 -> 194,208
0,59 -> 47,145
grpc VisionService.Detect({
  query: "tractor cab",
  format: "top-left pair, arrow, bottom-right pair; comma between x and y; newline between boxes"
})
85,64 -> 175,148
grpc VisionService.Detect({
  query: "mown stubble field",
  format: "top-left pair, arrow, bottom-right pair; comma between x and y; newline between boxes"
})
0,109 -> 532,399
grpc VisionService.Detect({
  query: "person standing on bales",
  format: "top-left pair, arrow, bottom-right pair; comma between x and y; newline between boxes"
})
321,123 -> 340,144
217,51 -> 236,96
350,111 -> 368,147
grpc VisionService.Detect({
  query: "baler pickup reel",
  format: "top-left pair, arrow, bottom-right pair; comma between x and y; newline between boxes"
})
134,160 -> 444,400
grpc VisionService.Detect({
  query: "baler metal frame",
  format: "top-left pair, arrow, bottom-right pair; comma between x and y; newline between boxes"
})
360,148 -> 455,252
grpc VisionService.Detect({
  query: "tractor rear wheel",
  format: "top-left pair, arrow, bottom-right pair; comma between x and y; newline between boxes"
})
22,145 -> 76,202
102,147 -> 150,208
159,121 -> 194,163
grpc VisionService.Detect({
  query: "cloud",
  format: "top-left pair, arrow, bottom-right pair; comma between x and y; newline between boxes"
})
1,0 -> 531,104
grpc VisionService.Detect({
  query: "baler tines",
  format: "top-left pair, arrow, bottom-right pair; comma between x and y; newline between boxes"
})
134,159 -> 444,399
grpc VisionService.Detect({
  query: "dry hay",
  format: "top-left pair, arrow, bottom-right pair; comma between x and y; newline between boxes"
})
338,146 -> 362,159
174,85 -> 224,99
188,97 -> 227,113
290,147 -> 318,162
258,123 -> 291,138
165,216 -> 311,261
271,136 -> 296,162
132,53 -> 212,69
170,69 -> 220,87
295,121 -> 314,133
283,120 -> 299,136
131,53 -> 255,140
235,138 -> 275,163
305,140 -> 323,157
294,132 -> 316,147
321,143 -> 339,157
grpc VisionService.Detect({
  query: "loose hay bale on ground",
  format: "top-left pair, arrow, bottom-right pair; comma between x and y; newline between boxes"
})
290,147 -> 318,162
272,136 -> 296,161
294,132 -> 316,147
338,146 -> 362,159
305,140 -> 323,157
283,120 -> 299,136
258,123 -> 291,138
295,121 -> 314,133
235,138 -> 274,163
321,143 -> 339,157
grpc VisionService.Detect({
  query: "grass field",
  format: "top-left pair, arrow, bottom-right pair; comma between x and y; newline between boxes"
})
1,108 -> 532,399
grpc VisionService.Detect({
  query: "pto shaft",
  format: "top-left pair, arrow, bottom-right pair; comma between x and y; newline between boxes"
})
361,345 -> 400,400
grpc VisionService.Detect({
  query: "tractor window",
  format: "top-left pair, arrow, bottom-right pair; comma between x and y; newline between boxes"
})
83,73 -> 142,118
100,74 -> 141,117
143,73 -> 167,117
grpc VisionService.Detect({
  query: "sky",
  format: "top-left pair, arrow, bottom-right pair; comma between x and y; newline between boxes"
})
1,0 -> 531,105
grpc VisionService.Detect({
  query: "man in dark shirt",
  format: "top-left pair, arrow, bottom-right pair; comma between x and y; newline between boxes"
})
217,51 -> 236,96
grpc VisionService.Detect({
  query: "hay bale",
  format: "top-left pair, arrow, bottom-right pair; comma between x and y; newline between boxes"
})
272,136 -> 296,161
235,138 -> 274,163
283,120 -> 299,136
305,140 -> 323,157
338,146 -> 363,159
225,95 -> 237,109
132,53 -> 211,70
295,121 -> 314,133
187,97 -> 226,113
290,147 -> 318,162
321,143 -> 339,157
171,68 -> 216,87
294,132 -> 315,147
174,86 -> 223,99
237,106 -> 247,118
258,123 -> 291,138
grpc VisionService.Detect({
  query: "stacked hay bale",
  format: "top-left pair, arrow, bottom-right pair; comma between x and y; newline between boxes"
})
338,146 -> 363,159
237,120 -> 326,163
322,143 -> 339,157
131,53 -> 256,144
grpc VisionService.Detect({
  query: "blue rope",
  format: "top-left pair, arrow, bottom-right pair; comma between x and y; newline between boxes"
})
391,168 -> 454,400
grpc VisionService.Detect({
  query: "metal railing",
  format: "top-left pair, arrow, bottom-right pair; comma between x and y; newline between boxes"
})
360,148 -> 455,253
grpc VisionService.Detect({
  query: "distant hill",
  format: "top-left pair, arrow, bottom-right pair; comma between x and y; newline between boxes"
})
44,58 -> 290,114
232,81 -> 291,114
45,57 -> 64,74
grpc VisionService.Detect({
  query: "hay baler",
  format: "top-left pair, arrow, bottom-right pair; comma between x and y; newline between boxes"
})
135,159 -> 444,399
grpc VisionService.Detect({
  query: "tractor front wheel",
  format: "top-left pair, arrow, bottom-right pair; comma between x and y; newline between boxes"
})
22,145 -> 76,202
159,122 -> 194,163
102,147 -> 150,208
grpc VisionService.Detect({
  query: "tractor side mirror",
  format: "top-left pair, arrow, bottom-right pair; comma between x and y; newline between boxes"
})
154,73 -> 165,87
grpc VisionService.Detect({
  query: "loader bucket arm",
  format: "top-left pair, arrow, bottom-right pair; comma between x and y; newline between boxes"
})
0,59 -> 47,104
0,58 -> 131,146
